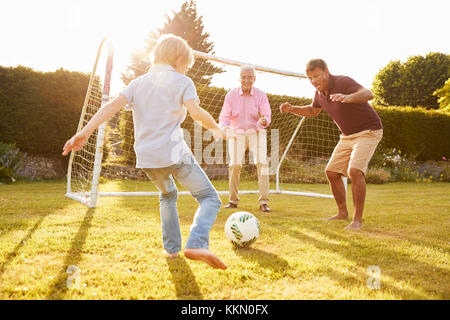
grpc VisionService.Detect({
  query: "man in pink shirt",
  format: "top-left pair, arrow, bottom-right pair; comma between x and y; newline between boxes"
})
219,65 -> 272,212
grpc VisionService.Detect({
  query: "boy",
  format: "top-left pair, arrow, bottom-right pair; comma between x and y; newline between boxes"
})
63,34 -> 231,269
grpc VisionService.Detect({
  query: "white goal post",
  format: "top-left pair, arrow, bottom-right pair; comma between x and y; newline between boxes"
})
66,39 -> 346,208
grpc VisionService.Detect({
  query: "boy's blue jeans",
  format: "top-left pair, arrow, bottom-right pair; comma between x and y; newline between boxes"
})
143,153 -> 222,254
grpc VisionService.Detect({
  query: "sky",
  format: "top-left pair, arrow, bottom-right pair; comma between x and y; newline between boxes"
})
1,0 -> 449,98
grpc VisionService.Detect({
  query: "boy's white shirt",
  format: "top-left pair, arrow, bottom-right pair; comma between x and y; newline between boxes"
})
120,64 -> 198,168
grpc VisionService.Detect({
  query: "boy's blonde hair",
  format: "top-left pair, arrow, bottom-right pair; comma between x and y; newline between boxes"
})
151,34 -> 195,69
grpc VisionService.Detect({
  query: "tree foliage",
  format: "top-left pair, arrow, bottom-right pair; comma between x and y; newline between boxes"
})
372,52 -> 450,109
121,0 -> 222,86
433,78 -> 450,112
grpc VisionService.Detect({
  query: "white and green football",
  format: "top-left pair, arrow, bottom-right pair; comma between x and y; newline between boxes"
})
224,211 -> 260,247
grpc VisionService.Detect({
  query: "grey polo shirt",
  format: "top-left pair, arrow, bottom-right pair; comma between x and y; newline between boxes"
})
120,64 -> 198,168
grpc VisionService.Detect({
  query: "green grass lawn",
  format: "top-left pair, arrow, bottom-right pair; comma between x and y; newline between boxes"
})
0,180 -> 449,300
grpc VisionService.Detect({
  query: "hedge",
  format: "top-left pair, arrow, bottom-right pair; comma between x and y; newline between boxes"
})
0,66 -> 89,162
1,66 -> 449,164
373,105 -> 450,160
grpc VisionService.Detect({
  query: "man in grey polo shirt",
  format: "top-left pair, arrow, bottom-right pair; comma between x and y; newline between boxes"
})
280,59 -> 383,230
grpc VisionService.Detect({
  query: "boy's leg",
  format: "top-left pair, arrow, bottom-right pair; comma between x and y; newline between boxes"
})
172,154 -> 221,249
172,154 -> 226,269
143,168 -> 182,255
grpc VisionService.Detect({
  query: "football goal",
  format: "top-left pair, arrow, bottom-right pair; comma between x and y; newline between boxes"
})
66,38 -> 345,208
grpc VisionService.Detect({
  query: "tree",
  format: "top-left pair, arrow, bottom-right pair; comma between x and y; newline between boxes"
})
121,0 -> 222,86
372,60 -> 405,106
433,78 -> 450,112
372,52 -> 450,109
120,31 -> 157,85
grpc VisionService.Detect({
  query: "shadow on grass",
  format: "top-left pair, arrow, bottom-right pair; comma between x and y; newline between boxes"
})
112,178 -> 204,300
0,181 -> 71,280
275,221 -> 448,299
232,246 -> 292,277
0,216 -> 47,278
166,257 -> 203,300
46,208 -> 95,300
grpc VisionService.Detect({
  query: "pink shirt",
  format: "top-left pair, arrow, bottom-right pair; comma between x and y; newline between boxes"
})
219,86 -> 271,134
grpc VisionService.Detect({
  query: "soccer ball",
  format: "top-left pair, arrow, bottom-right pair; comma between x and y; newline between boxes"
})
224,211 -> 260,247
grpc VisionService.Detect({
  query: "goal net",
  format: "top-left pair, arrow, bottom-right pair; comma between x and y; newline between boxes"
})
66,40 -> 344,208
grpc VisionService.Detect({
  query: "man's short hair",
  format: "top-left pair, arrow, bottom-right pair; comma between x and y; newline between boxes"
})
306,59 -> 328,71
240,64 -> 256,74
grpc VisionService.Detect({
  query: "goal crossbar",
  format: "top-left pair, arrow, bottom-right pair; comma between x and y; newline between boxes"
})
193,50 -> 307,79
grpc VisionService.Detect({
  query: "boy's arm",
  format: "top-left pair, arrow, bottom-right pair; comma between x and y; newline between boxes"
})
185,99 -> 232,141
62,94 -> 128,155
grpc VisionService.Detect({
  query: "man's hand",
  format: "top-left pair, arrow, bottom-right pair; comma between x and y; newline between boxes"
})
62,131 -> 90,156
329,93 -> 353,103
279,102 -> 293,113
258,112 -> 268,127
211,126 -> 236,142
330,88 -> 374,104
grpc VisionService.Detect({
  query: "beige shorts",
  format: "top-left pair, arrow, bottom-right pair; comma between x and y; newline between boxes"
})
326,129 -> 383,176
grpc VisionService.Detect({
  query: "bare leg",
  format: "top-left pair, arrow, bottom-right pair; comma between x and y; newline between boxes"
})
184,248 -> 227,270
324,170 -> 349,221
345,168 -> 366,230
